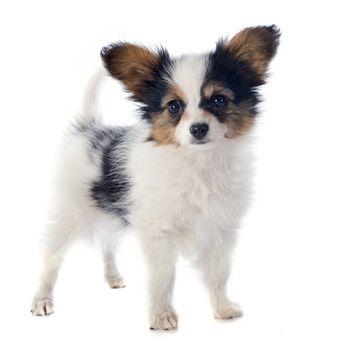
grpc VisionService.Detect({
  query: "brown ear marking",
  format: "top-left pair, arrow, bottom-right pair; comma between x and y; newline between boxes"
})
100,42 -> 163,98
226,25 -> 280,81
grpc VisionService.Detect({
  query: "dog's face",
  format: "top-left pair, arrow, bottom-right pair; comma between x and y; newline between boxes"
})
101,25 -> 280,147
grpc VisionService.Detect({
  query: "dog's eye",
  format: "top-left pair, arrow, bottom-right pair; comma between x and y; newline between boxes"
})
168,100 -> 182,115
212,95 -> 227,107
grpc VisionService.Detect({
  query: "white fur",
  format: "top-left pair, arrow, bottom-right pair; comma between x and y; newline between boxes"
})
172,54 -> 229,146
31,65 -> 255,330
79,66 -> 106,126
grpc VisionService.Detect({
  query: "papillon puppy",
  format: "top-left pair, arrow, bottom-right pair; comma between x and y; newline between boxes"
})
31,25 -> 280,330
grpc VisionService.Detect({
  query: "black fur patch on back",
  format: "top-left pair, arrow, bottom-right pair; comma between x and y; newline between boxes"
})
89,127 -> 131,224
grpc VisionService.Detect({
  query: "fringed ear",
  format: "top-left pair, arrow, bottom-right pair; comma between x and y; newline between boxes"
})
226,25 -> 280,82
100,42 -> 169,101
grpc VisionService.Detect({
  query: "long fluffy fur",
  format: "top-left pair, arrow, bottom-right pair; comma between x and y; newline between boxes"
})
31,25 -> 280,330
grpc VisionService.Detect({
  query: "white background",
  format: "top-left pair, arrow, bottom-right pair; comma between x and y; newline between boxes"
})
1,1 -> 349,349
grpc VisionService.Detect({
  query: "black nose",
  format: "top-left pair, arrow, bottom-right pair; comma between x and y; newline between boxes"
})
190,123 -> 209,140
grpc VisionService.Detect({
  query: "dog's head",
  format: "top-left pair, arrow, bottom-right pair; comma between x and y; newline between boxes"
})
101,25 -> 280,147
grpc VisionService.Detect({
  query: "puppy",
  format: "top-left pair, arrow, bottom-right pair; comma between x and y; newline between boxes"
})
31,25 -> 280,330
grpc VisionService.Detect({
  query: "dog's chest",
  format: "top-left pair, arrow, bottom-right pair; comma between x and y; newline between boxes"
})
128,143 -> 250,235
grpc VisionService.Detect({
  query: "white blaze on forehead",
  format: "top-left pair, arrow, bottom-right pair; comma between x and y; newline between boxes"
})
171,54 -> 208,111
171,54 -> 220,146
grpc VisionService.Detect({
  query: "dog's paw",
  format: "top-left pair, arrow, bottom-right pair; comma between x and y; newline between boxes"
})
150,310 -> 178,330
106,274 -> 126,289
214,302 -> 243,320
31,297 -> 54,316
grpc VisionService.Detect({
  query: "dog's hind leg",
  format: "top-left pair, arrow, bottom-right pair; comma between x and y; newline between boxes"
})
31,217 -> 76,316
97,216 -> 126,289
103,248 -> 126,289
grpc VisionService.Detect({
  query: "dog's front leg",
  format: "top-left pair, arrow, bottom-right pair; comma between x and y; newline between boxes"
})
200,234 -> 243,320
141,234 -> 178,330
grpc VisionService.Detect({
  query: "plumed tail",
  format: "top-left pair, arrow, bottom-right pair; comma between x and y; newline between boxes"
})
78,66 -> 107,127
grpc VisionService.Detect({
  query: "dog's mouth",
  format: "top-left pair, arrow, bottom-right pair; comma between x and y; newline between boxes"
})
188,138 -> 216,149
190,138 -> 209,145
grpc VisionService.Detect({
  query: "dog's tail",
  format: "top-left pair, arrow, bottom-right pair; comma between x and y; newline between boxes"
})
77,66 -> 107,127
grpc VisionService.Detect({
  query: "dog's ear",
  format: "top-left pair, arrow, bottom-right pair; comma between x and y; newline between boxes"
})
226,25 -> 280,82
100,42 -> 168,101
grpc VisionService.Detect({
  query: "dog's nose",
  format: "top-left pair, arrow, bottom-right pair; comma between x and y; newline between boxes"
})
190,123 -> 209,140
